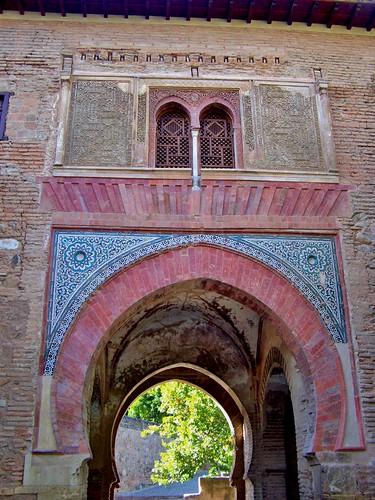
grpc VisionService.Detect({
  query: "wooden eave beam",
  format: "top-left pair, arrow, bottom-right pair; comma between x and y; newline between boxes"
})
307,1 -> 318,26
59,0 -> 66,16
346,3 -> 360,29
123,0 -> 128,18
145,0 -> 150,19
102,0 -> 108,18
166,0 -> 171,20
287,0 -> 297,25
367,5 -> 375,31
16,0 -> 24,15
246,0 -> 254,23
207,0 -> 213,21
186,0 -> 192,20
227,0 -> 234,22
80,0 -> 87,17
267,0 -> 276,24
327,1 -> 339,28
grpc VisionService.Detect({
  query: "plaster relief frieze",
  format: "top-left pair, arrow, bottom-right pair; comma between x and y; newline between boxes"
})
242,93 -> 255,163
137,92 -> 147,143
149,88 -> 241,122
255,84 -> 324,171
64,80 -> 133,166
73,50 -> 286,71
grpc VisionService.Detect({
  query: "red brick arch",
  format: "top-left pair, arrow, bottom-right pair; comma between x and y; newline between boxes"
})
51,244 -> 346,455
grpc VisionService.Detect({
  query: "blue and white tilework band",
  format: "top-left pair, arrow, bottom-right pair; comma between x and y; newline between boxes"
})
44,232 -> 346,375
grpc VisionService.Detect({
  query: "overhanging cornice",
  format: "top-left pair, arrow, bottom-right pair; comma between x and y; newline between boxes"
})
1,0 -> 374,30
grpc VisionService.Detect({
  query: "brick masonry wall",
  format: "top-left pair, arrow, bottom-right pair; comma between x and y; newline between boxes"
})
0,140 -> 51,493
0,16 -> 374,496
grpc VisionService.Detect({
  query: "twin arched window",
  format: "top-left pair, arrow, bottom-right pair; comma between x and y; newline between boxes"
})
156,105 -> 234,169
200,109 -> 234,168
156,109 -> 190,168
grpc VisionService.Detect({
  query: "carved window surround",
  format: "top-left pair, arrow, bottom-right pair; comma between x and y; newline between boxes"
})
55,73 -> 337,182
148,88 -> 243,187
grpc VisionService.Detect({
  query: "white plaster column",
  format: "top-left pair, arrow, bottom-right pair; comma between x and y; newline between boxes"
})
336,343 -> 364,449
20,376 -> 90,498
191,127 -> 200,190
35,375 -> 57,451
54,78 -> 71,166
315,78 -> 337,172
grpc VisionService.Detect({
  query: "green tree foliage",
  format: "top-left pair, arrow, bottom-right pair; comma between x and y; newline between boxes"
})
127,386 -> 165,423
135,382 -> 234,485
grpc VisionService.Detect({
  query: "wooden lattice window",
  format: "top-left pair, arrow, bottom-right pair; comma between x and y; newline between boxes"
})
156,109 -> 191,168
200,109 -> 234,168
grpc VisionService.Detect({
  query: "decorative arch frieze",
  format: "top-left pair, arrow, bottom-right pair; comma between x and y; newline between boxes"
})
44,231 -> 347,376
154,96 -> 192,121
149,88 -> 241,127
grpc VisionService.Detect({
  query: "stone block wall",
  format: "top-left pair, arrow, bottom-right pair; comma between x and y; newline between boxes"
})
185,477 -> 236,500
115,417 -> 164,493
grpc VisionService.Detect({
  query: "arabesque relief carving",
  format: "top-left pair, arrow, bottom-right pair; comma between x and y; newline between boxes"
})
65,80 -> 133,166
137,92 -> 147,143
62,79 -> 333,172
255,84 -> 324,171
149,88 -> 241,123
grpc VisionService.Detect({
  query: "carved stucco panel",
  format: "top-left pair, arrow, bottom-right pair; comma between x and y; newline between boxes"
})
64,80 -> 133,166
255,84 -> 324,171
242,92 -> 255,165
137,92 -> 147,143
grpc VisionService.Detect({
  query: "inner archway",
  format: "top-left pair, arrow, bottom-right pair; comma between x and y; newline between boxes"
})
115,378 -> 239,497
87,280 -> 259,499
261,367 -> 300,499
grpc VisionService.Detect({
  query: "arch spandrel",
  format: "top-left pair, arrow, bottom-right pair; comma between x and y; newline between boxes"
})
46,242 -> 350,456
44,231 -> 347,376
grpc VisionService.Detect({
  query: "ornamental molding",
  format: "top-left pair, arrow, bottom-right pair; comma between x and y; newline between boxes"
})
39,177 -> 352,218
149,88 -> 241,121
44,232 -> 346,375
71,50 -> 287,69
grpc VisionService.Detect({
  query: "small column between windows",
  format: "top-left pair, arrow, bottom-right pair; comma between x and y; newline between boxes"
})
191,128 -> 201,190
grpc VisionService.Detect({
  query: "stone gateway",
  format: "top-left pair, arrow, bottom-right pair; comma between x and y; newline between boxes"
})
0,1 -> 374,498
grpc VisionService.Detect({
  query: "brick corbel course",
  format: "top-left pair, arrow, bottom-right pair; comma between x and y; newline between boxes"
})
39,177 -> 353,221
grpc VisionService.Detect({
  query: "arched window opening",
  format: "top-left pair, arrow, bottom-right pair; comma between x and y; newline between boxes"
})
200,108 -> 234,168
156,108 -> 191,168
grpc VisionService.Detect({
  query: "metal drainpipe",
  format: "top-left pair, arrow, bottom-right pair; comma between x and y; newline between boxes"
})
191,128 -> 201,190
